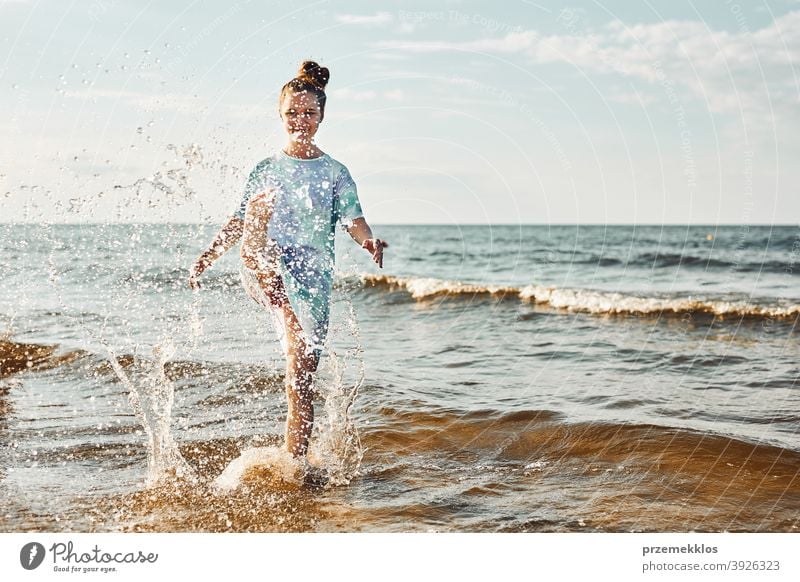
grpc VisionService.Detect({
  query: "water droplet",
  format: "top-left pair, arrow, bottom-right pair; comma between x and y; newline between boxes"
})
136,127 -> 143,134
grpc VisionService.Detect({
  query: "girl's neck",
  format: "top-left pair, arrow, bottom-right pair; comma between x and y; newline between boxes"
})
283,141 -> 323,159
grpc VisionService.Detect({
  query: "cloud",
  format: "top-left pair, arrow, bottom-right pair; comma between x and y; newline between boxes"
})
330,87 -> 405,102
606,87 -> 657,106
373,11 -> 800,127
368,52 -> 409,61
62,88 -> 205,114
332,87 -> 377,101
335,12 -> 393,26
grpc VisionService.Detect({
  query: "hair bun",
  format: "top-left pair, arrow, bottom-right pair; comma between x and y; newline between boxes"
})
297,60 -> 329,90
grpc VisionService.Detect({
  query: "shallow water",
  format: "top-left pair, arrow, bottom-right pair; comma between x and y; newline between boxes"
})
1,224 -> 798,532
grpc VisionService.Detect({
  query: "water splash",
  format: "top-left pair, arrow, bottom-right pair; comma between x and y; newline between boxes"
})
308,299 -> 365,486
104,338 -> 196,487
212,446 -> 304,492
111,143 -> 205,211
187,293 -> 204,352
210,297 -> 366,492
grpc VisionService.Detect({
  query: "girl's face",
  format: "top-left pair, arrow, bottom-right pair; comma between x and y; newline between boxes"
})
279,90 -> 323,144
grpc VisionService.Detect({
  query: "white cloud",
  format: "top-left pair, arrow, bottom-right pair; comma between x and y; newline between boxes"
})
331,87 -> 377,101
384,89 -> 405,101
606,87 -> 657,106
335,12 -> 393,26
330,87 -> 405,102
63,88 -> 205,114
374,11 -> 800,128
368,52 -> 409,61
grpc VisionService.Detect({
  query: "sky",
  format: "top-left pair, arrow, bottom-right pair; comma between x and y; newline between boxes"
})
1,0 -> 799,224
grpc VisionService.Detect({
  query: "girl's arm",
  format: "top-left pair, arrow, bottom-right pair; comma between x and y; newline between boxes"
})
346,217 -> 388,269
188,216 -> 244,289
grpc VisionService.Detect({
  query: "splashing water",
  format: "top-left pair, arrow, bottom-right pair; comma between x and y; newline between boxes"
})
308,300 -> 365,486
187,294 -> 204,353
212,446 -> 304,492
104,339 -> 196,487
210,298 -> 366,493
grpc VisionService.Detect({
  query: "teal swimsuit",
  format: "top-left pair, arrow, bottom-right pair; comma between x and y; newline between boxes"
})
235,150 -> 363,358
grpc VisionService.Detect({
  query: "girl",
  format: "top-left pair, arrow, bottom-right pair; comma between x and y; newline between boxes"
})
189,61 -> 386,458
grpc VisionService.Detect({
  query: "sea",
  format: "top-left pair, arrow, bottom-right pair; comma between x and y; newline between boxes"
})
0,223 -> 798,532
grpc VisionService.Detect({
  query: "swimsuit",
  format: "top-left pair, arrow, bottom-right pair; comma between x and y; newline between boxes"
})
235,150 -> 363,359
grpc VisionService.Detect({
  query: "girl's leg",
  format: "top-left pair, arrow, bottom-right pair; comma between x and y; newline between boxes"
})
282,303 -> 320,457
241,190 -> 280,277
240,191 -> 317,456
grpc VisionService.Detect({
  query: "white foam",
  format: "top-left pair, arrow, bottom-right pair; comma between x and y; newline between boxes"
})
212,446 -> 304,493
360,274 -> 512,299
405,277 -> 511,299
358,274 -> 800,318
519,284 -> 800,317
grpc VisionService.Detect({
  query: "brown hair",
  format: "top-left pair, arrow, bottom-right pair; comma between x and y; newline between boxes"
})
279,60 -> 330,117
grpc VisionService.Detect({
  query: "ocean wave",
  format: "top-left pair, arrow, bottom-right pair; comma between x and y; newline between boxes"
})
363,405 -> 800,475
633,252 -> 797,273
357,274 -> 800,319
357,274 -> 517,299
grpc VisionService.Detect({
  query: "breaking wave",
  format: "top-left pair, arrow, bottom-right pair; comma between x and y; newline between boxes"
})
356,274 -> 800,319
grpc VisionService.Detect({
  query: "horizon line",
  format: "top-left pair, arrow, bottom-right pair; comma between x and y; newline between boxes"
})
2,222 -> 798,227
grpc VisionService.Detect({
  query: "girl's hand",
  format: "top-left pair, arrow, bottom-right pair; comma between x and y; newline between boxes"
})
361,238 -> 388,269
188,259 -> 208,290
